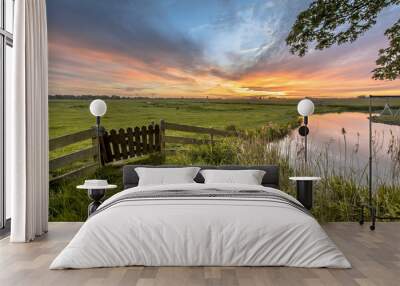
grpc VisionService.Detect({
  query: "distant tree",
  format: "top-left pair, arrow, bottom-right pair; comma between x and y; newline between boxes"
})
286,0 -> 400,80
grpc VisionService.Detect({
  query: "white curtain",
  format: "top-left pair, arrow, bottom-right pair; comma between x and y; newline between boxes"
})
7,0 -> 49,242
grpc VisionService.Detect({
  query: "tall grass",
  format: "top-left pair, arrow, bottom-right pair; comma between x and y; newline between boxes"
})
176,124 -> 400,222
49,121 -> 400,222
49,166 -> 123,221
49,154 -> 164,221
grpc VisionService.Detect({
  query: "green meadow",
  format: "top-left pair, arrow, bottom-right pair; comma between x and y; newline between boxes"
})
48,97 -> 400,222
49,98 -> 300,138
49,97 -> 397,161
50,97 -> 395,138
49,98 -> 301,160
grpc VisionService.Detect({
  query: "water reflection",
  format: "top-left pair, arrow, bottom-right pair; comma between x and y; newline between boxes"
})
284,112 -> 400,185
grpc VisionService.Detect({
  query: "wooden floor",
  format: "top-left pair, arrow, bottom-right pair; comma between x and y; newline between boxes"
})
0,222 -> 399,286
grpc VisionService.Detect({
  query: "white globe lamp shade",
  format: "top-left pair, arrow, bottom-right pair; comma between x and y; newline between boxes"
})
297,99 -> 315,116
90,99 -> 107,117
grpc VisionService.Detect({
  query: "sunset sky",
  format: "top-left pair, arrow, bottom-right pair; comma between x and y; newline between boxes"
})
47,0 -> 400,98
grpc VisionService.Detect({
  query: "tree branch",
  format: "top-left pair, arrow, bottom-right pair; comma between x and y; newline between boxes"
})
286,0 -> 400,80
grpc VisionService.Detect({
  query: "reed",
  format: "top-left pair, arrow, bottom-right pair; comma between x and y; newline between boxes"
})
179,124 -> 400,222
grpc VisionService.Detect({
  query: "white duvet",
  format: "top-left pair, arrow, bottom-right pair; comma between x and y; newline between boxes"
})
50,183 -> 351,269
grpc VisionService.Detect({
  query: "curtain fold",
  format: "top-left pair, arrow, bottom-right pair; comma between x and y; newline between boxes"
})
8,0 -> 49,242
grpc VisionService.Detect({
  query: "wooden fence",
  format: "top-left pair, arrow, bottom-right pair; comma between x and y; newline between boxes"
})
49,120 -> 235,182
163,121 -> 234,146
49,128 -> 98,183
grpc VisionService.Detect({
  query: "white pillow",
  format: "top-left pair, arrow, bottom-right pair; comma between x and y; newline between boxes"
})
200,169 -> 266,185
135,167 -> 200,186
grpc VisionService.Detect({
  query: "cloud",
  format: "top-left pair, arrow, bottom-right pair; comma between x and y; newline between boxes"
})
189,0 -> 310,74
47,0 -> 400,98
47,0 -> 205,73
240,3 -> 400,79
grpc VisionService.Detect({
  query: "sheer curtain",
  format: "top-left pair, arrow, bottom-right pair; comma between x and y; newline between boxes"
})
7,0 -> 48,242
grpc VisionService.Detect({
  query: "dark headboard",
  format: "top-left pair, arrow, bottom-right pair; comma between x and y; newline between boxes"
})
123,165 -> 280,189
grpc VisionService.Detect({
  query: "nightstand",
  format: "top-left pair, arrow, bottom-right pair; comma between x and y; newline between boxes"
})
289,177 -> 321,210
77,180 -> 117,216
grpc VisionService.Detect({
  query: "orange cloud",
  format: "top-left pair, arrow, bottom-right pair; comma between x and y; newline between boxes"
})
48,35 -> 400,98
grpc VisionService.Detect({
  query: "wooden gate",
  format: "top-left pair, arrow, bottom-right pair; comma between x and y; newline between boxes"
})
101,123 -> 161,163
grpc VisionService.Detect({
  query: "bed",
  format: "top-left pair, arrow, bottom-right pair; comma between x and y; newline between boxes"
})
50,165 -> 351,269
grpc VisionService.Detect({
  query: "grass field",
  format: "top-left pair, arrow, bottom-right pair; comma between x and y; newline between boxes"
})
50,97 -> 400,139
49,98 -> 302,138
49,97 -> 397,162
49,98 -> 301,162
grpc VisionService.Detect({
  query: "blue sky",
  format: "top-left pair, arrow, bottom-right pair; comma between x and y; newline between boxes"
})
47,0 -> 400,98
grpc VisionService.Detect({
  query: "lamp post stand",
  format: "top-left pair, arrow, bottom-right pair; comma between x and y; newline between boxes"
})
304,116 -> 308,163
96,116 -> 101,166
89,99 -> 107,166
297,99 -> 313,165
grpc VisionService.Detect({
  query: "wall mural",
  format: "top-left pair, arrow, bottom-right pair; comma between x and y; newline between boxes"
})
47,0 -> 400,222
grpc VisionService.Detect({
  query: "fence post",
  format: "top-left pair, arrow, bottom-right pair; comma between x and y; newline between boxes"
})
160,119 -> 166,160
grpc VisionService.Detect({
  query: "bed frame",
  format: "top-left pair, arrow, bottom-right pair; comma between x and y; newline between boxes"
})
123,165 -> 280,189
